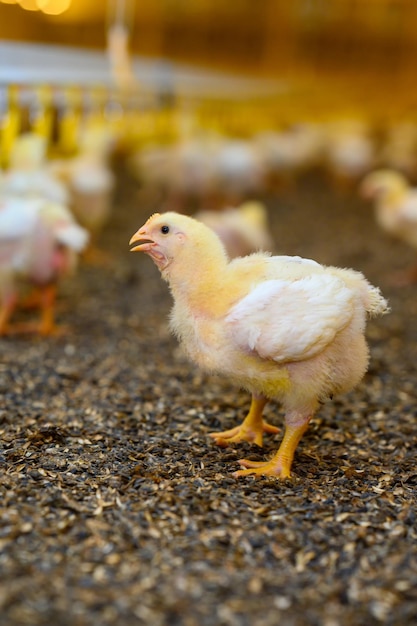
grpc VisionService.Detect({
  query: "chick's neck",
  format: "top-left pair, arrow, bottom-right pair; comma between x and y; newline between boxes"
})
164,242 -> 235,316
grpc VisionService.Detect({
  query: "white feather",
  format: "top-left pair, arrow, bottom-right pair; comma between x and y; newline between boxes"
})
55,223 -> 89,252
0,170 -> 69,205
0,197 -> 41,240
226,275 -> 355,362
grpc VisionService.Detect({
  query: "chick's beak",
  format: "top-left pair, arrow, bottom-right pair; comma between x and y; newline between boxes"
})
129,227 -> 154,253
130,219 -> 168,270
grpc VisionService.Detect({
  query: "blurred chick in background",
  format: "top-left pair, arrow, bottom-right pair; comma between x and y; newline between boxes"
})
130,212 -> 388,479
0,133 -> 69,205
194,201 -> 273,258
50,126 -> 115,260
324,120 -> 376,191
0,197 -> 88,335
131,136 -> 219,213
361,169 -> 417,284
213,139 -> 264,205
164,136 -> 219,212
254,123 -> 325,189
131,134 -> 264,213
379,122 -> 417,180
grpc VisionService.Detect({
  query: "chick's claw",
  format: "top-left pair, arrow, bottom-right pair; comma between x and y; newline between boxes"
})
234,457 -> 291,479
209,420 -> 279,447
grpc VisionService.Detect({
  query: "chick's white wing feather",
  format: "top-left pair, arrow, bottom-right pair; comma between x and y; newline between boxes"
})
0,198 -> 40,239
226,275 -> 355,362
0,198 -> 41,270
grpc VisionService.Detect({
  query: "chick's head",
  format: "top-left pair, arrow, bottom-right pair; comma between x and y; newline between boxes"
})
130,211 -> 227,276
360,169 -> 407,204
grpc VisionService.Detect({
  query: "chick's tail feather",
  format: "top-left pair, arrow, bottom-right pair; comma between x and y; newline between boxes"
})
366,284 -> 390,318
332,267 -> 389,318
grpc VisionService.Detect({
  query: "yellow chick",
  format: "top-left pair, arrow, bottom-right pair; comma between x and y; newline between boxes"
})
194,201 -> 273,258
360,169 -> 417,283
380,122 -> 417,179
130,212 -> 389,479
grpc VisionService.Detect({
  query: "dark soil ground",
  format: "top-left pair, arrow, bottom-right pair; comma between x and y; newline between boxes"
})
1,168 -> 416,626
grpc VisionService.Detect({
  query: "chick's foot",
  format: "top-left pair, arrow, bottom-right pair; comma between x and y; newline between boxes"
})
209,394 -> 277,447
209,420 -> 279,447
234,456 -> 291,479
233,419 -> 311,479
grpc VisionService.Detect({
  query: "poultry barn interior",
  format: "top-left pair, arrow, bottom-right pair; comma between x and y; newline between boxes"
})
0,1 -> 417,625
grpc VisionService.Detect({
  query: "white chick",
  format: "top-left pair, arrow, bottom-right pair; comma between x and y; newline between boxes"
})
0,133 -> 69,205
63,156 -> 114,235
0,197 -> 89,335
361,169 -> 417,283
325,121 -> 375,189
167,138 -> 218,208
130,144 -> 174,190
255,124 -> 325,187
213,139 -> 264,203
50,126 -> 115,236
130,137 -> 219,212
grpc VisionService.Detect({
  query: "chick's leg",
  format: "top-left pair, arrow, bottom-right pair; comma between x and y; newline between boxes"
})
209,394 -> 279,447
38,284 -> 58,336
234,413 -> 311,479
19,288 -> 42,310
0,292 -> 18,335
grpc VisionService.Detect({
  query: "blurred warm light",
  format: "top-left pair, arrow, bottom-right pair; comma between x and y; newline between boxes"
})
18,0 -> 39,10
1,0 -> 18,4
37,0 -> 71,15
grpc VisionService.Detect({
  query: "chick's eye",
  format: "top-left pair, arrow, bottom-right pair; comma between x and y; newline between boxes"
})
161,225 -> 170,234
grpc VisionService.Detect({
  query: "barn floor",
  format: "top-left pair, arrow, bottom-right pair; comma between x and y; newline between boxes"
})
1,169 -> 416,626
